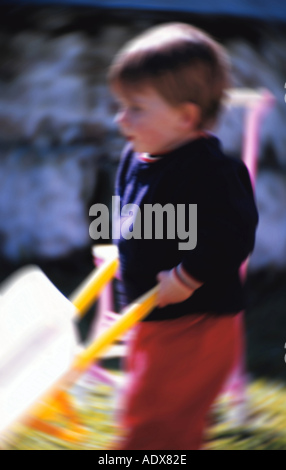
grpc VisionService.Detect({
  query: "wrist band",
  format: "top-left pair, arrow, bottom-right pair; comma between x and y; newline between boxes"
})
171,268 -> 194,293
176,264 -> 203,291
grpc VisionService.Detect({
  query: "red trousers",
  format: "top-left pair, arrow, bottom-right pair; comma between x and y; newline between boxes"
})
118,313 -> 240,450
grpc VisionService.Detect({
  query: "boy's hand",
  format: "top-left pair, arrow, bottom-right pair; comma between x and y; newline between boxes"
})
156,266 -> 202,309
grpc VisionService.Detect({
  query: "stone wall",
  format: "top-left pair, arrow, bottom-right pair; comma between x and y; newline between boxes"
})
0,8 -> 285,271
0,15 -> 130,261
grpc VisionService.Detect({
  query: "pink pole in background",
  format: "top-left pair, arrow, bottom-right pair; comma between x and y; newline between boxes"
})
223,89 -> 275,423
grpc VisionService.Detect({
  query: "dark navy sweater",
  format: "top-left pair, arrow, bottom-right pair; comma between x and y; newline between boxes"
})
114,136 -> 259,321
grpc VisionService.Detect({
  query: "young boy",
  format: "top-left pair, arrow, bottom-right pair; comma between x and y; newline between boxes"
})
109,23 -> 258,450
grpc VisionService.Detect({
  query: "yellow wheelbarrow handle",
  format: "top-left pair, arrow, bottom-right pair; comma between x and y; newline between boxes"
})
73,285 -> 159,372
23,284 -> 159,427
70,256 -> 119,318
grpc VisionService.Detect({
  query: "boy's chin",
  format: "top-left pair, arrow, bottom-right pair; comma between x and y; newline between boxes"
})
131,143 -> 149,154
133,143 -> 158,154
128,140 -> 161,155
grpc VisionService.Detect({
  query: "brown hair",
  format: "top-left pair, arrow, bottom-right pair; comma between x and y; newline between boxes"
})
109,23 -> 230,128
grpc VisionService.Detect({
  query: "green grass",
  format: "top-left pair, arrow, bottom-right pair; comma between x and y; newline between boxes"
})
3,373 -> 286,451
206,380 -> 286,450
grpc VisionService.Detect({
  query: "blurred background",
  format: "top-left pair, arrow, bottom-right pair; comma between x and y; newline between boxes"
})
0,0 -> 286,379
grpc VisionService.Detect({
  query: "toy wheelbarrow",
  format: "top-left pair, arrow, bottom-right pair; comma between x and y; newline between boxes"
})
0,249 -> 159,440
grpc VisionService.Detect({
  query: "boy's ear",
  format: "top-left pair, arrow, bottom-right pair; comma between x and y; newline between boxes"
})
179,102 -> 202,130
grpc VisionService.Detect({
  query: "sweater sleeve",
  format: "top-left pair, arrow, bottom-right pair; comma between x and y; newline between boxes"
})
180,158 -> 259,283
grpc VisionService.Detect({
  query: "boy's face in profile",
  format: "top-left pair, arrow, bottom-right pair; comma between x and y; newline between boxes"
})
113,86 -> 200,155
